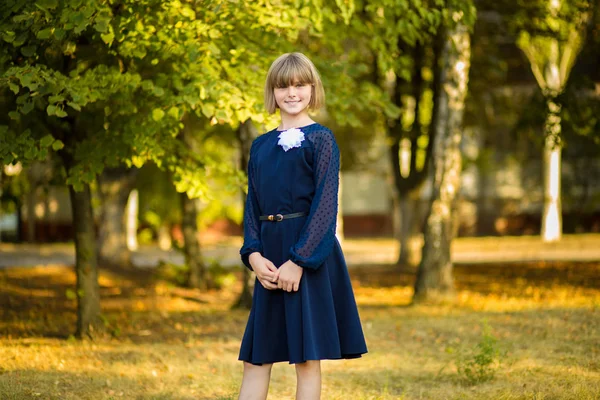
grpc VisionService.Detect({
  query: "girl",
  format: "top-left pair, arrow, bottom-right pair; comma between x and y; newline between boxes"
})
238,52 -> 367,400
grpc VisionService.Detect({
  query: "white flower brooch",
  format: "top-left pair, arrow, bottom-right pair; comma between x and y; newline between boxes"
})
277,127 -> 305,152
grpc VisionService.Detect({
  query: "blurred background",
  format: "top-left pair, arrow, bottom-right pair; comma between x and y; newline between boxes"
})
1,0 -> 599,399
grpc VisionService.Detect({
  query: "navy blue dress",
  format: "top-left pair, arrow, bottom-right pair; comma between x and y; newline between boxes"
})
238,123 -> 368,365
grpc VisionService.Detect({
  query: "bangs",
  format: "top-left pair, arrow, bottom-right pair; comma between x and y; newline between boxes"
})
269,57 -> 315,88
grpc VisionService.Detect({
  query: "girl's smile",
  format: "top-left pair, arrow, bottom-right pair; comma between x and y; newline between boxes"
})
274,82 -> 312,116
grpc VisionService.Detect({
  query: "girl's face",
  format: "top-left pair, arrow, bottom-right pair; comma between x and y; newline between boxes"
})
273,80 -> 312,116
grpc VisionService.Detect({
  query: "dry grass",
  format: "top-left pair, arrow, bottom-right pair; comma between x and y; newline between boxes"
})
1,258 -> 599,399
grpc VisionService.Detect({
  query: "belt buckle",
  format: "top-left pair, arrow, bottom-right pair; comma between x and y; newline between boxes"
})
267,213 -> 284,222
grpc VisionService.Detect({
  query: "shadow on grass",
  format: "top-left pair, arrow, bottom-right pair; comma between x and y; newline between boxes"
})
1,260 -> 599,340
351,261 -> 600,290
0,368 -> 203,400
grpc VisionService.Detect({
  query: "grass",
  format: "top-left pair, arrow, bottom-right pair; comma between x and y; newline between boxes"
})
1,257 -> 600,399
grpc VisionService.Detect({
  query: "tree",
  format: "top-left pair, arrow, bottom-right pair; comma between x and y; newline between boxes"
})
413,0 -> 476,302
478,0 -> 594,241
0,0 -> 320,335
97,166 -> 138,268
514,0 -> 591,242
333,0 -> 443,267
0,0 -> 160,337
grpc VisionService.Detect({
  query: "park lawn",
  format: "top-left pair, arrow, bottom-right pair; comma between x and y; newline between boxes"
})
0,260 -> 599,399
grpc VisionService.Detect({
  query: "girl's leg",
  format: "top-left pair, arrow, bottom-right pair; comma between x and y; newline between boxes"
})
239,362 -> 273,400
295,360 -> 321,400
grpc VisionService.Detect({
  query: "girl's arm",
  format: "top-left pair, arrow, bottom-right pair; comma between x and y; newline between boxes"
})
240,142 -> 263,270
288,128 -> 340,270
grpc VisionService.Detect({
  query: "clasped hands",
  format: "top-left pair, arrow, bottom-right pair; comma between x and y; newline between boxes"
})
248,252 -> 303,292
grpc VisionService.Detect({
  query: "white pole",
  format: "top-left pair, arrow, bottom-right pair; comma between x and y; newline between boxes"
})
126,189 -> 139,251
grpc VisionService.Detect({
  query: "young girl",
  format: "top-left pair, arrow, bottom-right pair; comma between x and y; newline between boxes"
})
238,52 -> 367,400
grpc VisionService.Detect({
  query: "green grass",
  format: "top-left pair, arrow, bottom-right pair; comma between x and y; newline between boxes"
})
1,258 -> 600,399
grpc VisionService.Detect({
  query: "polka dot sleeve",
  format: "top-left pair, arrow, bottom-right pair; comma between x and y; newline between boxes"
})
289,128 -> 340,270
239,140 -> 263,270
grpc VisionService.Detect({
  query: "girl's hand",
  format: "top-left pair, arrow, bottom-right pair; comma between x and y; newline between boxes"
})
276,260 -> 303,292
249,252 -> 279,290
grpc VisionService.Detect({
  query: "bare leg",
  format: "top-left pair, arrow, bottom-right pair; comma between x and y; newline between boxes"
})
239,362 -> 273,400
295,360 -> 321,400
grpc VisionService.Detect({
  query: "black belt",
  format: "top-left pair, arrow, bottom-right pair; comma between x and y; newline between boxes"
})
259,211 -> 308,222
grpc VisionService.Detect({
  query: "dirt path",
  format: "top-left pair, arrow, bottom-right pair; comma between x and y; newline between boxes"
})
1,234 -> 598,269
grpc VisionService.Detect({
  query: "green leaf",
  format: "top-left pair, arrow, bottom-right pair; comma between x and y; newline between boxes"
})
67,101 -> 81,111
21,45 -> 37,57
21,101 -> 34,114
72,181 -> 84,192
16,94 -> 29,104
152,109 -> 165,121
52,140 -> 65,150
13,33 -> 27,47
2,31 -> 16,43
8,83 -> 19,94
36,28 -> 53,39
201,103 -> 215,118
54,28 -> 65,40
48,95 -> 64,104
36,0 -> 58,8
181,7 -> 196,19
55,108 -> 67,118
63,42 -> 76,55
168,106 -> 180,119
8,111 -> 20,120
101,32 -> 114,44
83,171 -> 95,182
24,146 -> 36,160
215,109 -> 228,122
46,104 -> 56,116
94,17 -> 110,33
141,80 -> 154,91
153,86 -> 165,97
131,155 -> 145,168
13,14 -> 31,23
3,154 -> 15,165
40,134 -> 54,147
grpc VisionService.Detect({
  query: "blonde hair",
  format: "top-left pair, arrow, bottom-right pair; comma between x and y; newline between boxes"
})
264,52 -> 325,114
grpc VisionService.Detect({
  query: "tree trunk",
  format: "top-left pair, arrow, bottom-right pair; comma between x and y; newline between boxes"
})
0,171 -> 3,242
398,195 -> 415,266
181,192 -> 208,289
26,180 -> 36,243
398,195 -> 424,266
389,140 -> 403,252
541,96 -> 562,242
69,183 -> 102,338
233,119 -> 257,309
414,19 -> 471,303
97,167 -> 138,267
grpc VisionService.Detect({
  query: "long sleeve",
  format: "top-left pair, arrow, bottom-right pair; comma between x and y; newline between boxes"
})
289,129 -> 340,270
239,142 -> 262,270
